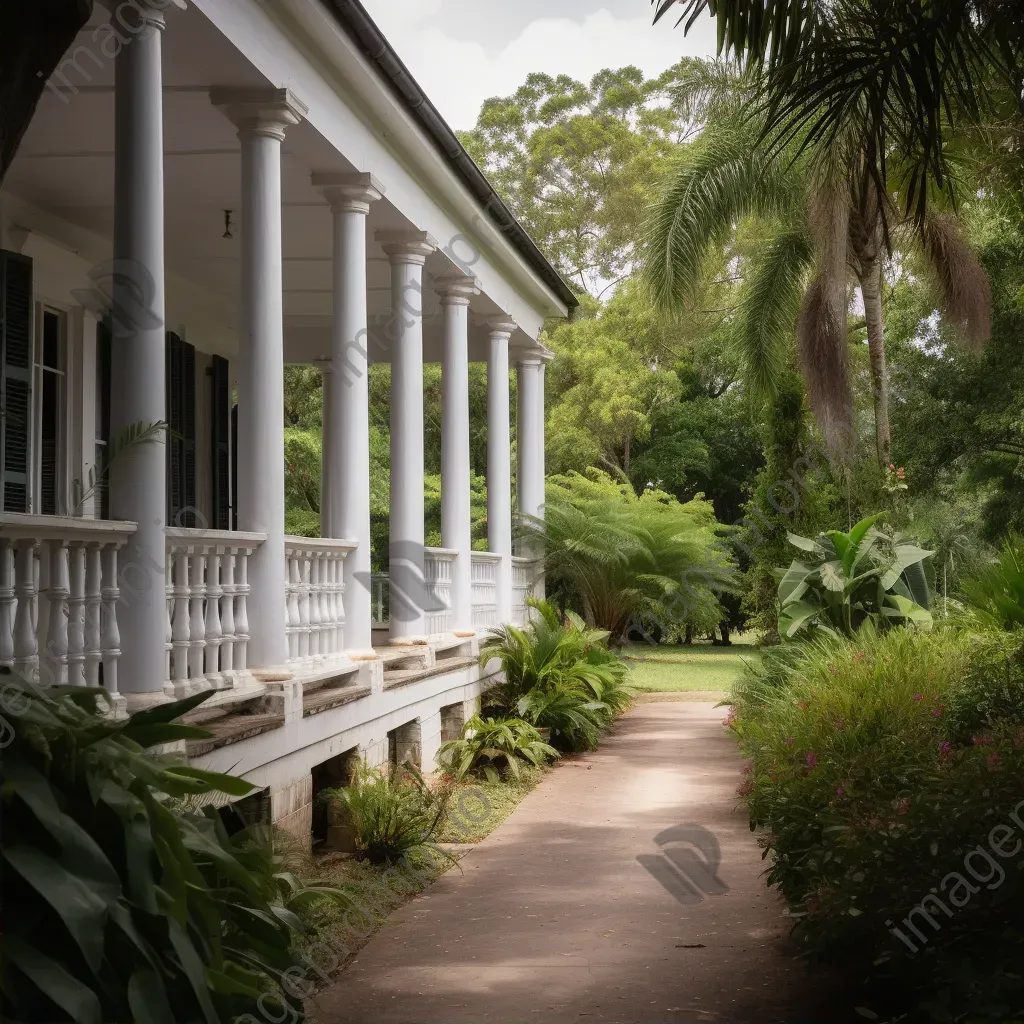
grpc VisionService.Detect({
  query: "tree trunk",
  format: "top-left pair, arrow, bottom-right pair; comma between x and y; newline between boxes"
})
683,623 -> 693,645
0,1 -> 93,185
860,260 -> 892,468
622,434 -> 631,476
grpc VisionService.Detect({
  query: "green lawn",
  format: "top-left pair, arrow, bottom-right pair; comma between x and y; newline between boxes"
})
621,638 -> 760,694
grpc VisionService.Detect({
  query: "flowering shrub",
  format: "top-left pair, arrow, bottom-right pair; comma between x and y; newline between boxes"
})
730,625 -> 1024,1021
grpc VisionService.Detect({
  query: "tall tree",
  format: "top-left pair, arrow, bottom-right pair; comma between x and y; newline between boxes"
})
459,64 -> 701,297
642,68 -> 990,465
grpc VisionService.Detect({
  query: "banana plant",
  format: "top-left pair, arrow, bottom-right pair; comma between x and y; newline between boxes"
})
777,513 -> 934,639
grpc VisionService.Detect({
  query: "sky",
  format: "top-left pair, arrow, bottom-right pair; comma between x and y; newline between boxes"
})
360,0 -> 720,130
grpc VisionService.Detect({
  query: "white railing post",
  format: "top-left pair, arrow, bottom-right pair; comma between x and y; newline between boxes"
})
43,539 -> 70,686
101,544 -> 122,699
84,544 -> 103,687
66,543 -> 87,687
220,549 -> 237,676
282,537 -> 355,669
170,547 -> 191,694
470,552 -> 500,629
235,550 -> 250,672
204,549 -> 224,685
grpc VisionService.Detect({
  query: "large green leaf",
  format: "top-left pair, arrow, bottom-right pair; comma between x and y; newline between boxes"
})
126,689 -> 216,728
819,560 -> 846,593
5,938 -> 102,1024
164,765 -> 255,797
778,598 -> 823,638
881,544 -> 935,590
786,532 -> 824,555
778,560 -> 812,604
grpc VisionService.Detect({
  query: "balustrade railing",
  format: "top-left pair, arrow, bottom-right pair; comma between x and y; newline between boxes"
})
371,573 -> 389,629
165,528 -> 266,694
512,557 -> 537,626
470,551 -> 500,629
423,547 -> 456,635
285,536 -> 355,667
0,514 -> 136,694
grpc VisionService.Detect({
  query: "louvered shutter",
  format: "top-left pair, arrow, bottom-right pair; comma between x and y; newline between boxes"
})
0,250 -> 33,514
231,403 -> 238,530
165,332 -> 196,528
211,355 -> 231,530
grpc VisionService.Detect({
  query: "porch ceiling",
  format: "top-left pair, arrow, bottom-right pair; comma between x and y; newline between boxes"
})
4,2 -> 534,365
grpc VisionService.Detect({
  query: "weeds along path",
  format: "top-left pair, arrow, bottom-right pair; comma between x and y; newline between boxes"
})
311,702 -> 851,1024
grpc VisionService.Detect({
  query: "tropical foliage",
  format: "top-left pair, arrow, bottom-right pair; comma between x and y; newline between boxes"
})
323,762 -> 451,866
960,532 -> 1024,633
480,599 -> 632,752
0,676 -> 344,1024
777,514 -> 934,639
437,716 -> 560,783
522,470 -> 736,642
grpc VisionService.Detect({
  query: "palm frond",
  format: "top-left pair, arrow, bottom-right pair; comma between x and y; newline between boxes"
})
919,212 -> 992,350
734,226 -> 814,401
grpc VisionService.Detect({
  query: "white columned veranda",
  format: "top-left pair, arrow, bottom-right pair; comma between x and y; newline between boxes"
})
108,0 -> 173,695
487,319 -> 516,625
212,87 -> 307,669
313,173 -> 383,656
378,231 -> 435,642
437,275 -> 479,634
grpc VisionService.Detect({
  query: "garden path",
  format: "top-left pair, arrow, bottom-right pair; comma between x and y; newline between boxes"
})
312,702 -> 851,1024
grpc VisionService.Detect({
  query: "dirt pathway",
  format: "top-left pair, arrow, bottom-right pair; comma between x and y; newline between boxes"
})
312,702 -> 849,1024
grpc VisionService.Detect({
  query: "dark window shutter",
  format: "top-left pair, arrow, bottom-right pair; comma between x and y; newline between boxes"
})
165,332 -> 196,528
211,355 -> 231,530
231,403 -> 238,530
1,250 -> 33,514
96,321 -> 111,519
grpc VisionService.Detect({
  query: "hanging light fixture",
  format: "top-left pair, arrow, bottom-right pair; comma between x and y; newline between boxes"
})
223,210 -> 234,239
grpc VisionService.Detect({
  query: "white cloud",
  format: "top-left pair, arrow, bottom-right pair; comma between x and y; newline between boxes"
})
363,4 -> 718,130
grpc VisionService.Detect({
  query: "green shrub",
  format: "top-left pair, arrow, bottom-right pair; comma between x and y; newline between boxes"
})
324,763 -> 451,865
777,513 -> 933,639
437,715 -> 559,782
731,627 -> 1024,1021
481,599 -> 632,751
961,531 -> 1024,632
0,675 -> 344,1024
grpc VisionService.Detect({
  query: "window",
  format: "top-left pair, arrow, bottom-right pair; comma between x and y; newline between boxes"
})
0,250 -> 33,513
35,307 -> 66,516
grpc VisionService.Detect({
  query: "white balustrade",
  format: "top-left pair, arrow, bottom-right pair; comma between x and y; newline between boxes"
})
424,547 -> 456,635
470,551 -> 500,629
165,528 -> 265,694
0,513 -> 136,695
512,557 -> 537,626
284,536 -> 355,667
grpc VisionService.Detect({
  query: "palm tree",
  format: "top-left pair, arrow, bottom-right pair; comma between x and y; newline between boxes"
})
642,79 -> 990,465
651,0 -> 1023,229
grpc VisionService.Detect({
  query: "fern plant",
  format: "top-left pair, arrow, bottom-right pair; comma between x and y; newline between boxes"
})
480,598 -> 632,751
438,715 -> 559,782
324,762 -> 452,866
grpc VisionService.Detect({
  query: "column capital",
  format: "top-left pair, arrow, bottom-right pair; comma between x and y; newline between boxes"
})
98,0 -> 184,28
517,345 -> 554,368
484,316 -> 517,342
210,87 -> 308,142
435,274 -> 479,306
312,171 -> 385,215
376,230 -> 436,266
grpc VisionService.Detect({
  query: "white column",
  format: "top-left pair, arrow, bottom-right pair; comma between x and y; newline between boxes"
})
437,275 -> 479,634
212,88 -> 307,669
377,231 -> 435,642
312,173 -> 383,656
517,355 -> 546,522
487,319 -> 516,625
108,1 -> 170,694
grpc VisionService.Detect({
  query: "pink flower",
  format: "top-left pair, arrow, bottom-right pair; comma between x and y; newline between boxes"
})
932,708 -> 942,718
896,468 -> 905,480
834,719 -> 845,731
853,651 -> 866,663
835,785 -> 845,798
805,753 -> 818,769
939,741 -> 952,758
897,798 -> 910,814
987,752 -> 1001,769
912,693 -> 923,702
972,735 -> 991,746
785,736 -> 795,747
889,463 -> 896,471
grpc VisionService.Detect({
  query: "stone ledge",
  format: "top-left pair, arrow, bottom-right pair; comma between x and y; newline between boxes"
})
302,681 -> 372,717
382,656 -> 477,691
185,707 -> 285,758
